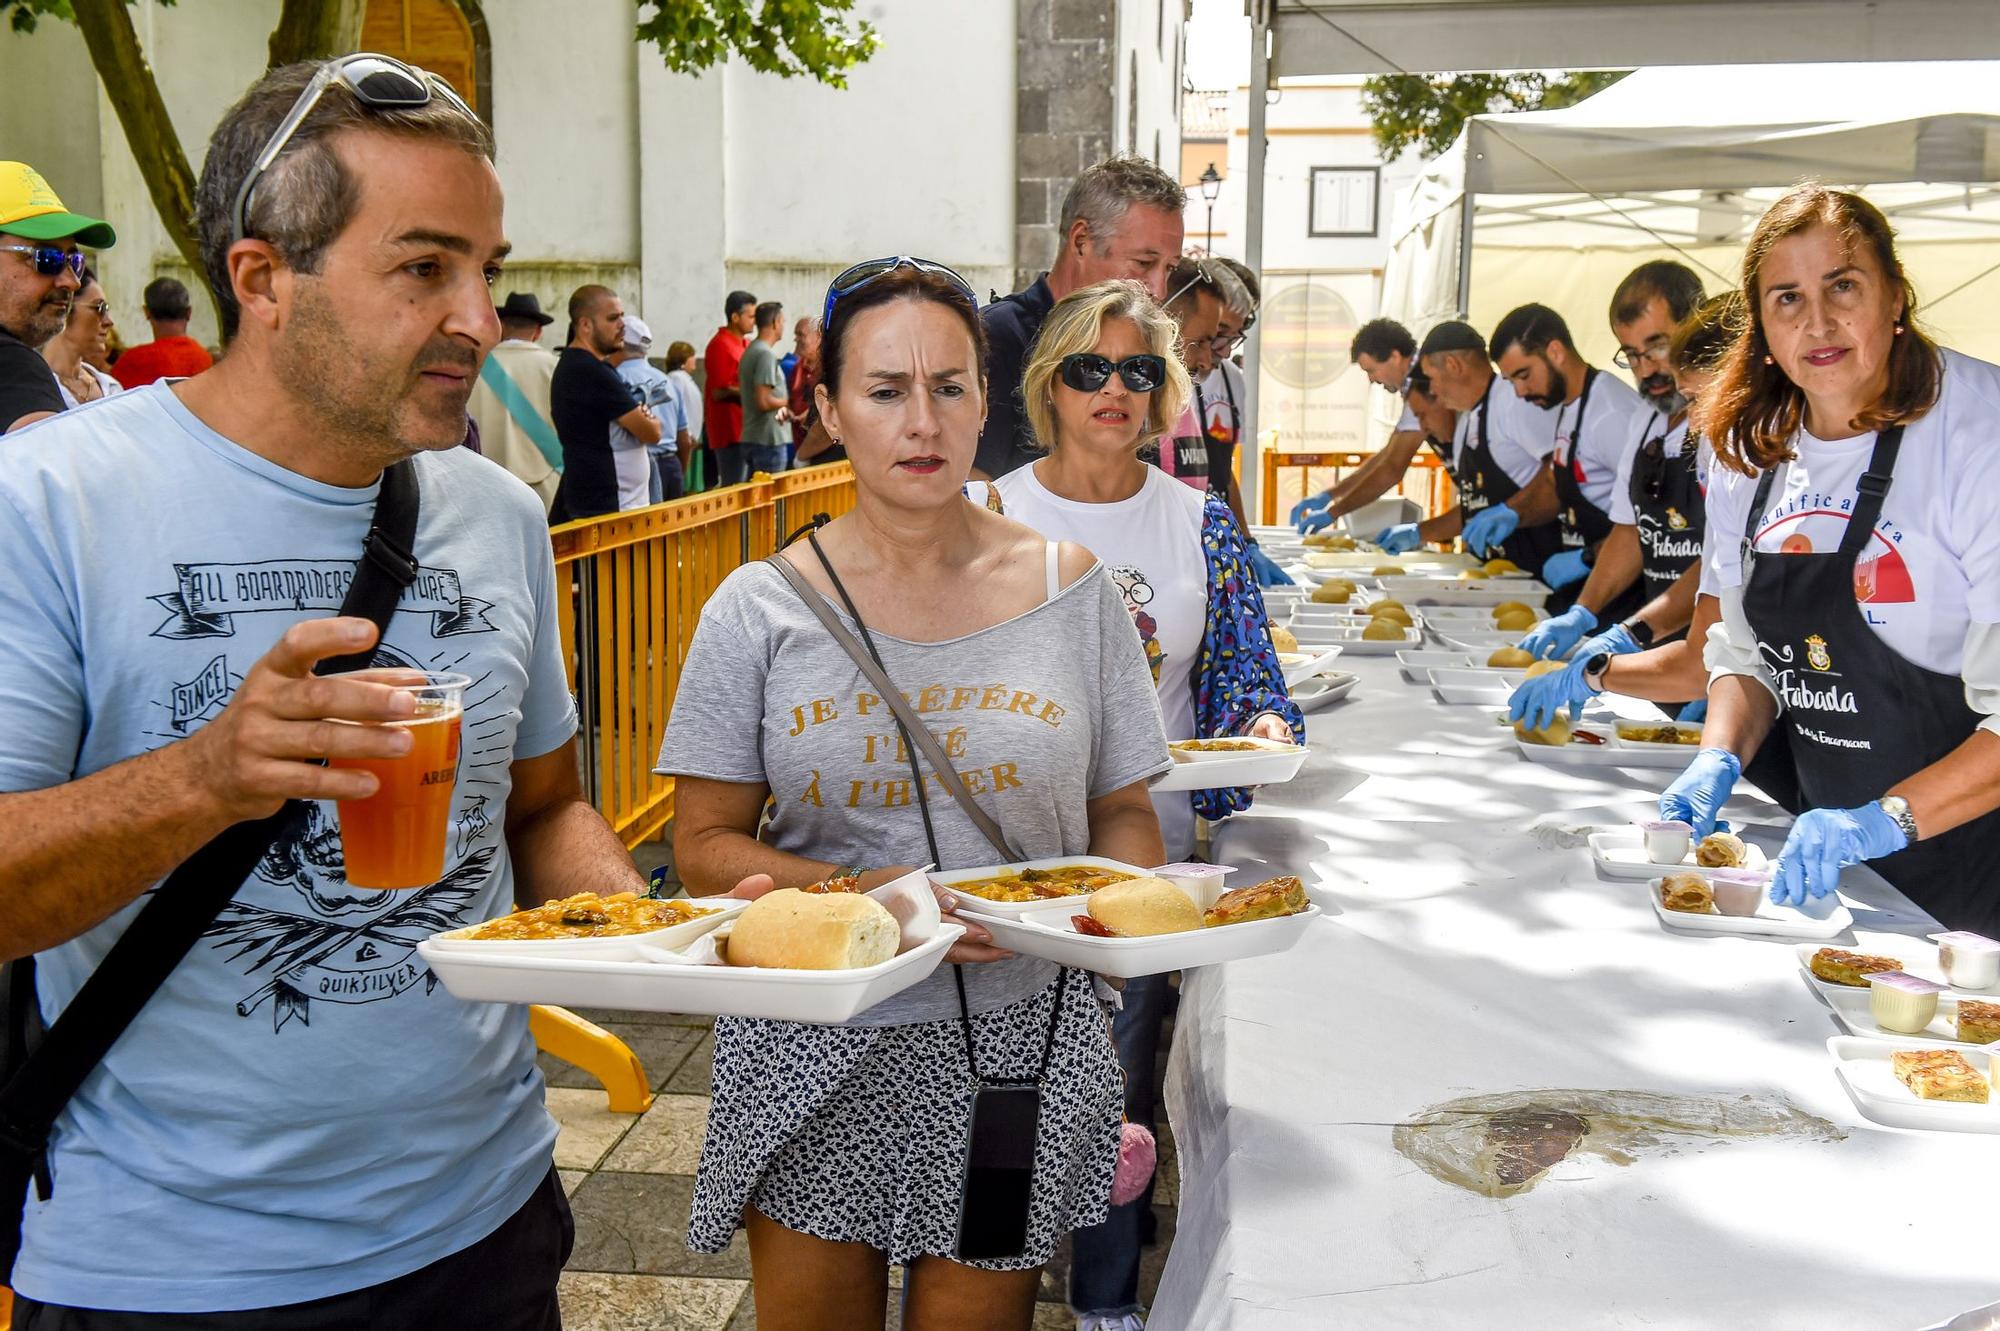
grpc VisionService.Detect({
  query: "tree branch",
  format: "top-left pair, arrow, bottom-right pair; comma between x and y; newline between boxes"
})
267,0 -> 364,69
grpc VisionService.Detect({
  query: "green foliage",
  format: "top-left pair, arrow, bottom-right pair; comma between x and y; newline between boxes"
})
636,0 -> 879,88
1361,70 -> 1628,160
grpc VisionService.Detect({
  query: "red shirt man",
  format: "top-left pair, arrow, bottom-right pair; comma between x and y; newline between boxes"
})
111,276 -> 213,388
703,290 -> 756,451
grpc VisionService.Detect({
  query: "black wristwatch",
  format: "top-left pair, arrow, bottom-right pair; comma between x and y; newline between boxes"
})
1621,618 -> 1655,648
1582,652 -> 1614,691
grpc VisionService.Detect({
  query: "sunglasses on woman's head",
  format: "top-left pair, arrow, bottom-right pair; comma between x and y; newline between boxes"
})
0,245 -> 86,280
1058,353 -> 1167,394
821,255 -> 978,329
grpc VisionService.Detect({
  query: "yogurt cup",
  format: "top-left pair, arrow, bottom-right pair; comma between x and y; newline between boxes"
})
1866,971 -> 1944,1034
1931,931 -> 2000,990
1152,861 -> 1235,911
1637,819 -> 1693,866
1707,869 -> 1767,918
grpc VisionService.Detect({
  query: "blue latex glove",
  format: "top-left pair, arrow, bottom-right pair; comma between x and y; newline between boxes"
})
1540,547 -> 1591,589
1575,621 -> 1640,663
1659,747 -> 1741,839
1677,697 -> 1709,724
1771,803 -> 1907,908
1247,544 -> 1294,586
1506,655 -> 1601,732
1518,604 -> 1599,660
1375,523 -> 1422,555
1461,504 -> 1520,556
1292,492 -> 1332,532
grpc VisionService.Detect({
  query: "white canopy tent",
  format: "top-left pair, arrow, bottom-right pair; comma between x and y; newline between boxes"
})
1235,0 -> 2000,513
1379,60 -> 2000,405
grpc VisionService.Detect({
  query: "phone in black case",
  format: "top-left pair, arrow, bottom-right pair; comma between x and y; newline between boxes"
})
954,1083 -> 1042,1261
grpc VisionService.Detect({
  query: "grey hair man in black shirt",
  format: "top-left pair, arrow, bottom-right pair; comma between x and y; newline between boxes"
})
0,161 -> 116,432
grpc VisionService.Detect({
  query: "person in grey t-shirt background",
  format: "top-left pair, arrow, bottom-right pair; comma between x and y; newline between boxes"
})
736,299 -> 791,476
659,259 -> 1171,1331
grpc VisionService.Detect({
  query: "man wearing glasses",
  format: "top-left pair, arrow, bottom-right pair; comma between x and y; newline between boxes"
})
0,161 -> 114,432
0,56 -> 646,1328
1608,259 -> 1705,413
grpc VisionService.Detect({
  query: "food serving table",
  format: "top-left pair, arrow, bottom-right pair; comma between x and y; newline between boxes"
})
1152,649 -> 2000,1329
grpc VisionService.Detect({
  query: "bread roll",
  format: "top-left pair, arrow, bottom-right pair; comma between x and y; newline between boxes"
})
1513,714 -> 1573,746
1483,558 -> 1520,575
1361,618 -> 1405,641
1088,877 -> 1203,937
1493,608 -> 1538,632
1523,658 -> 1565,679
1270,625 -> 1299,653
1492,601 -> 1533,618
1310,581 -> 1352,604
1488,646 -> 1535,668
726,889 -> 900,970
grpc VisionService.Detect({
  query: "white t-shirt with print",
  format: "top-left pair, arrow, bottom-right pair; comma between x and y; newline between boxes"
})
1452,375 -> 1561,488
1608,414 -> 1713,525
1701,347 -> 2000,677
1200,359 -> 1246,447
996,460 -> 1209,857
1551,369 -> 1653,519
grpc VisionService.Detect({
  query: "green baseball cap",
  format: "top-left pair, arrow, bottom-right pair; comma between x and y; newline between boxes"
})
0,161 -> 116,249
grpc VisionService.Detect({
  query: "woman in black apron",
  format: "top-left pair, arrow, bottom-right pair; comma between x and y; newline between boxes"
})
1657,185 -> 2000,935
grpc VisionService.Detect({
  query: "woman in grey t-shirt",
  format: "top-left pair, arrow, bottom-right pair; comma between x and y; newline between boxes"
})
658,260 -> 1172,1329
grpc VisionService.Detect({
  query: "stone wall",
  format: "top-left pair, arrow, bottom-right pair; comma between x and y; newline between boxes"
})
1013,0 -> 1117,294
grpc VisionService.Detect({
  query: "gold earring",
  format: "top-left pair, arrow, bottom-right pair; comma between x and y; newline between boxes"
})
1894,323 -> 1905,335
1762,354 -> 1774,365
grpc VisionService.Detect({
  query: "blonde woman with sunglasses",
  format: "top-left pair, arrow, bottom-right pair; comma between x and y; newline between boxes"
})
986,278 -> 1300,1331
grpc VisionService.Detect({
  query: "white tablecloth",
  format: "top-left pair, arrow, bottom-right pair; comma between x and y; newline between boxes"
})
1153,651 -> 2000,1330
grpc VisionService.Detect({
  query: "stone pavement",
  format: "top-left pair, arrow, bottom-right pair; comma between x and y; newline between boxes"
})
544,1005 -> 1179,1330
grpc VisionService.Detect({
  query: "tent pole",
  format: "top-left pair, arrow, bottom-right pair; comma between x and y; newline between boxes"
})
1242,0 -> 1271,522
1455,189 -> 1476,318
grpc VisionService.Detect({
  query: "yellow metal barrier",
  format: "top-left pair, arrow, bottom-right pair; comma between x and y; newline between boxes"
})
1259,448 -> 1454,527
549,463 -> 857,848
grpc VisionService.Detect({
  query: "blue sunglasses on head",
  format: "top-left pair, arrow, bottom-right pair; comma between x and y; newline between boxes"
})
822,255 -> 978,329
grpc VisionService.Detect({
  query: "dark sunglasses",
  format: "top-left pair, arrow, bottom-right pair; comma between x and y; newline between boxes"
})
0,245 -> 85,280
822,255 -> 978,329
1059,353 -> 1167,394
232,53 -> 475,244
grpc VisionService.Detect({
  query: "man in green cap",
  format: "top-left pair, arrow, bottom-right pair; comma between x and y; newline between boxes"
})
0,161 -> 115,432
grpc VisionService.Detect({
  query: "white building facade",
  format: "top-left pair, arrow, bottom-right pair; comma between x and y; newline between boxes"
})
2,0 -> 1184,364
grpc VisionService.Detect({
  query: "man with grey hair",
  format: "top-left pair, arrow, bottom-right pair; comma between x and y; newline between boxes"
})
972,152 -> 1186,478
0,55 -> 649,1325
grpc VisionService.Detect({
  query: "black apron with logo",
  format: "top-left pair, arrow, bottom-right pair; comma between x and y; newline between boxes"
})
1553,369 -> 1644,623
1456,379 -> 1561,575
1627,416 -> 1707,607
1740,425 -> 2000,933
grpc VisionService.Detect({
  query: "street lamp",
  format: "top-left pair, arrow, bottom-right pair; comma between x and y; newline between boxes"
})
1199,162 -> 1222,255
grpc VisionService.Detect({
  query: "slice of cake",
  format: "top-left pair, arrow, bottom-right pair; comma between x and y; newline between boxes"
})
1955,998 -> 2000,1046
1891,1049 -> 1989,1104
1808,947 -> 1902,987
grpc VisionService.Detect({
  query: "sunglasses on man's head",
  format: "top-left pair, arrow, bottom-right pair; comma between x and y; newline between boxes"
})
0,245 -> 85,280
232,53 -> 474,245
1059,353 -> 1167,394
822,255 -> 978,330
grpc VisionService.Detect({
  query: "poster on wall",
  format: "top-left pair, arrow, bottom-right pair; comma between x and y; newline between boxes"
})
1256,271 -> 1378,454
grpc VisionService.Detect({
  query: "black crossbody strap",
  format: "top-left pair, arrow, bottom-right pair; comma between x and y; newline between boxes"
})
0,459 -> 422,1217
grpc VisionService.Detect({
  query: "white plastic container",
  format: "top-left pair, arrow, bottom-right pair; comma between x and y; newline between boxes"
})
1866,971 -> 1946,1034
1707,868 -> 1769,917
1154,738 -> 1310,792
1933,931 -> 2000,990
928,856 -> 1153,919
425,896 -> 747,960
1638,819 -> 1694,866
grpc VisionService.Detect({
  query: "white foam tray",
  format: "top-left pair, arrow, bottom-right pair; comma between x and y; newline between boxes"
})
959,900 -> 1322,979
1287,619 -> 1423,654
1829,1035 -> 2000,1133
421,921 -> 964,1023
1649,873 -> 1851,939
1792,941 -> 2000,1000
426,897 -> 748,960
1587,828 -> 1772,881
1277,644 -> 1345,687
1155,738 -> 1310,792
1822,983 -> 1993,1047
1291,671 -> 1357,711
1515,724 -> 1705,769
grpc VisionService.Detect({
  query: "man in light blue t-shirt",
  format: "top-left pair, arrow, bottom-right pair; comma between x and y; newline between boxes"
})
611,313 -> 691,504
0,59 -> 650,1326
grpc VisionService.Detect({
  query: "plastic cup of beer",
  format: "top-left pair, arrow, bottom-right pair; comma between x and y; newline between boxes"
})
328,670 -> 470,889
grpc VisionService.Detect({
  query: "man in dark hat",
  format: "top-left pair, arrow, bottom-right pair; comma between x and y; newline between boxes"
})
467,289 -> 562,508
0,160 -> 115,431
